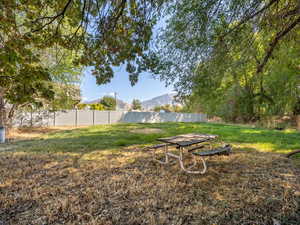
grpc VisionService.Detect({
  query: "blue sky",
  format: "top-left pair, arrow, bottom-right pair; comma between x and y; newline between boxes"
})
80,17 -> 172,103
80,66 -> 174,103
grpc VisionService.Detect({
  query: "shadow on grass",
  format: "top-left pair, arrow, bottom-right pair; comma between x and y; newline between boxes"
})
4,122 -> 300,156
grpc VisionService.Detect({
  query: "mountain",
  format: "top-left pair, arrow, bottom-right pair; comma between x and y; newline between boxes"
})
141,93 -> 180,110
83,98 -> 130,110
116,99 -> 131,110
83,92 -> 179,111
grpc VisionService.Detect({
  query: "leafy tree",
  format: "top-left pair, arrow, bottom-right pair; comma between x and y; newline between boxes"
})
3,0 -> 299,126
0,0 -> 168,130
77,103 -> 87,110
131,99 -> 142,110
89,103 -> 105,111
152,0 -> 300,121
186,29 -> 300,122
154,0 -> 299,91
0,45 -> 82,127
163,104 -> 172,112
100,96 -> 116,110
153,106 -> 162,112
49,84 -> 81,110
153,104 -> 182,112
0,1 -> 83,127
1,0 -> 164,86
172,104 -> 183,113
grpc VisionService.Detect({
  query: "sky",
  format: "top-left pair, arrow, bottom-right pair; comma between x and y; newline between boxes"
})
80,66 -> 174,103
80,15 -> 172,103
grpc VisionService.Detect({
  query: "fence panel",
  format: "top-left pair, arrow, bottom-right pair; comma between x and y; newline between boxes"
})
12,110 -> 207,127
77,110 -> 94,126
54,110 -> 76,126
110,111 -> 125,123
119,112 -> 207,123
94,111 -> 110,125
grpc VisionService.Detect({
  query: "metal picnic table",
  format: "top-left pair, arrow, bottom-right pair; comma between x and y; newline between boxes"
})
150,133 -> 231,174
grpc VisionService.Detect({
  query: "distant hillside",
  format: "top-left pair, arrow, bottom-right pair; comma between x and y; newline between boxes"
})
83,93 -> 179,111
141,93 -> 180,110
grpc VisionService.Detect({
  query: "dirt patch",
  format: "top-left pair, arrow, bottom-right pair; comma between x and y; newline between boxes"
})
6,126 -> 86,141
130,128 -> 163,134
0,149 -> 299,225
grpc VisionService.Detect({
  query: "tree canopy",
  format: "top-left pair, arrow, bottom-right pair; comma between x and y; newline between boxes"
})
0,0 -> 164,126
100,96 -> 116,110
1,0 -> 299,124
2,0 -> 299,88
1,0 -> 164,85
131,99 -> 142,110
152,0 -> 300,121
89,103 -> 105,110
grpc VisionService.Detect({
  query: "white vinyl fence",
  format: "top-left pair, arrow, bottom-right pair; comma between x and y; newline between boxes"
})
12,110 -> 207,127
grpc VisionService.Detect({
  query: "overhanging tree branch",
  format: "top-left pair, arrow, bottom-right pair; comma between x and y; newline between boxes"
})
286,150 -> 300,158
31,0 -> 73,33
256,16 -> 300,74
223,0 -> 280,38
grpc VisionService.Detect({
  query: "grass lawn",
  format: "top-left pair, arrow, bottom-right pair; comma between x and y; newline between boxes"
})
1,122 -> 300,224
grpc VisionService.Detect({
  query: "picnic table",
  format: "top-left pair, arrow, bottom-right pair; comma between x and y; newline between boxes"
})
149,133 -> 231,174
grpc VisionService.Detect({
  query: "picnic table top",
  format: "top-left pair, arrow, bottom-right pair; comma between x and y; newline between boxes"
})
157,133 -> 218,147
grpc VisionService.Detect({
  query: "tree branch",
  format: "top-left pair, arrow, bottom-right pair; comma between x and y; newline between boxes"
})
31,0 -> 73,33
7,104 -> 17,120
105,0 -> 127,32
277,1 -> 300,19
286,150 -> 300,158
256,16 -> 300,74
223,0 -> 280,38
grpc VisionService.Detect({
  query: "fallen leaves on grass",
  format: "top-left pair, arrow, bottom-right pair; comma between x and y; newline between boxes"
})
0,149 -> 299,225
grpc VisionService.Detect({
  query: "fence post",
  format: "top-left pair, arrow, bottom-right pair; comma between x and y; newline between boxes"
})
53,111 -> 56,126
93,110 -> 95,125
30,109 -> 33,127
108,111 -> 111,124
75,109 -> 78,127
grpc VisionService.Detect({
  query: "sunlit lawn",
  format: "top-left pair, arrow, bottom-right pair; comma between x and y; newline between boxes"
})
5,122 -> 300,156
1,122 -> 300,224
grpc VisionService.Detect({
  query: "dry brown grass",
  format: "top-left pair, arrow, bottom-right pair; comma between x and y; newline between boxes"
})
0,148 -> 299,225
6,127 -> 86,141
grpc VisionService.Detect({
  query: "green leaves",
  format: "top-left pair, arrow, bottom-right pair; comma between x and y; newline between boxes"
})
131,99 -> 142,110
1,0 -> 165,100
100,96 -> 116,110
150,0 -> 300,121
0,0 -> 86,121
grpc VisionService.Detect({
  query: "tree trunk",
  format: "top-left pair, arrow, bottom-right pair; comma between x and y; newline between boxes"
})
0,91 -> 6,143
0,92 -> 6,127
296,115 -> 300,131
231,73 -> 240,122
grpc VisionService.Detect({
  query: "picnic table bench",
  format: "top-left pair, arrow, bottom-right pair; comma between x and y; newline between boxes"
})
147,133 -> 232,174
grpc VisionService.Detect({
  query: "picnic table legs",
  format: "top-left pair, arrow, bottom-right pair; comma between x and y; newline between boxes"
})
152,145 -> 207,174
152,144 -> 170,164
178,147 -> 207,174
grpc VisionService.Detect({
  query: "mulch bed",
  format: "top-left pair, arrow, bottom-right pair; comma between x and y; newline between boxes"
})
0,149 -> 299,225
